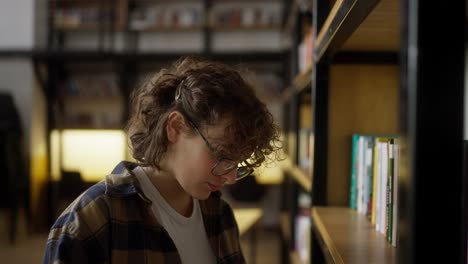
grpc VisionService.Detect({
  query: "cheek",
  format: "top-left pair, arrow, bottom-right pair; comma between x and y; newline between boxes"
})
177,143 -> 215,180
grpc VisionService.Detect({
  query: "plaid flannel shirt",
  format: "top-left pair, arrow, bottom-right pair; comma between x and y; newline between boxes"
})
43,161 -> 245,264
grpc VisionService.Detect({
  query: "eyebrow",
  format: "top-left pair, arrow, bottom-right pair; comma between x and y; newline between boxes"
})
210,142 -> 232,158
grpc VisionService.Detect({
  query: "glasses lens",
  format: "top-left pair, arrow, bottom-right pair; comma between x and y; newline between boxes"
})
236,166 -> 253,180
212,159 -> 237,176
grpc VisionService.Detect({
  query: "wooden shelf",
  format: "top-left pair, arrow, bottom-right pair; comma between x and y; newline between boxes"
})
289,165 -> 311,192
341,0 -> 399,52
233,208 -> 263,236
280,155 -> 312,192
311,207 -> 397,264
315,0 -> 383,61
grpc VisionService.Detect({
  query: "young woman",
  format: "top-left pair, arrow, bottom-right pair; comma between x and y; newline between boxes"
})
43,56 -> 281,264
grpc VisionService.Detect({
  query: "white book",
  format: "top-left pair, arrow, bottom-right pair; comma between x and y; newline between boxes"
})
375,141 -> 382,232
380,142 -> 389,235
357,136 -> 365,214
392,143 -> 399,247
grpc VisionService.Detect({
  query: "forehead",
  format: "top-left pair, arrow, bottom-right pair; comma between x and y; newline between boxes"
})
203,118 -> 234,143
202,118 -> 253,161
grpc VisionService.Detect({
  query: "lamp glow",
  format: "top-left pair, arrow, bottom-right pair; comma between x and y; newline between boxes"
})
51,129 -> 127,182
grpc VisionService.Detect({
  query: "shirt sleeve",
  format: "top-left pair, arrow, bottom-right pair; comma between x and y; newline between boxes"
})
42,187 -> 110,264
219,200 -> 246,264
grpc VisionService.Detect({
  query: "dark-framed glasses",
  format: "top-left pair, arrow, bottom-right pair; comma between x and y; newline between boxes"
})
184,116 -> 254,182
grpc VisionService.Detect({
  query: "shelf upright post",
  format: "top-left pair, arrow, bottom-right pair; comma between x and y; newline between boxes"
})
310,0 -> 330,262
399,0 -> 465,263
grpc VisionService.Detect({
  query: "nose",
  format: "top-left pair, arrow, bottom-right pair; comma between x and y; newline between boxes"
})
221,169 -> 237,184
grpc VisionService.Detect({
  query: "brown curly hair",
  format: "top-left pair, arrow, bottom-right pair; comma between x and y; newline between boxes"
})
126,56 -> 281,170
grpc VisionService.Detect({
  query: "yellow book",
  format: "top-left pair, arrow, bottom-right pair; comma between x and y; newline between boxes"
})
371,137 -> 393,225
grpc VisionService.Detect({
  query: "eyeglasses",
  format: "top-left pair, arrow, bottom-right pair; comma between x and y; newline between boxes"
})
184,116 -> 254,182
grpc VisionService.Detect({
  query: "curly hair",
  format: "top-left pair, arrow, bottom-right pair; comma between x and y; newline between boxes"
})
126,56 -> 281,170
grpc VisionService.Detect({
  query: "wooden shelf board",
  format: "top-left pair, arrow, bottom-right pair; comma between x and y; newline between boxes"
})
288,165 -> 312,192
316,0 -> 386,61
233,208 -> 263,236
279,155 -> 312,192
312,206 -> 397,264
341,0 -> 400,51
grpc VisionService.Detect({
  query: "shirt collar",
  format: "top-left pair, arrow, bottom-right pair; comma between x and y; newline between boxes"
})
104,161 -> 152,204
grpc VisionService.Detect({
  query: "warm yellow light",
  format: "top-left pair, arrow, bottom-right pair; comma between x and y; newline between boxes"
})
51,129 -> 127,182
50,130 -> 61,181
252,149 -> 286,185
255,163 -> 284,185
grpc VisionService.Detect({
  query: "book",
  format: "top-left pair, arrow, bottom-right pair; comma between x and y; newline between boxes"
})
350,134 -> 360,209
391,139 -> 399,247
387,138 -> 394,242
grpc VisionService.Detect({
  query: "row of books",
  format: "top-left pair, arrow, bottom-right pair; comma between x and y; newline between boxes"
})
349,134 -> 399,246
54,5 -> 280,31
58,75 -> 121,98
298,128 -> 313,172
210,7 -> 281,28
54,8 -> 124,29
56,75 -> 123,128
129,6 -> 203,30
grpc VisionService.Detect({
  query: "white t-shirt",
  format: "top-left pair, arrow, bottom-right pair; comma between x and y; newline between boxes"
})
133,166 -> 216,264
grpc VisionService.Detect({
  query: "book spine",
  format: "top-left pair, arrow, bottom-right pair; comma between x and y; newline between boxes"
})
387,138 -> 394,242
350,134 -> 359,209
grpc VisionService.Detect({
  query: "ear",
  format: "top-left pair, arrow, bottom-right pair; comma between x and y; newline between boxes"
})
166,111 -> 187,143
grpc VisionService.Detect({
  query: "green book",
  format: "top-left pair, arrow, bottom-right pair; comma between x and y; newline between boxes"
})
349,134 -> 359,209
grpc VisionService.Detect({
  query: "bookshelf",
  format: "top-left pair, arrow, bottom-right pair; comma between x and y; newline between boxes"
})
45,0 -> 285,130
43,0 -> 287,131
280,0 -> 466,263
